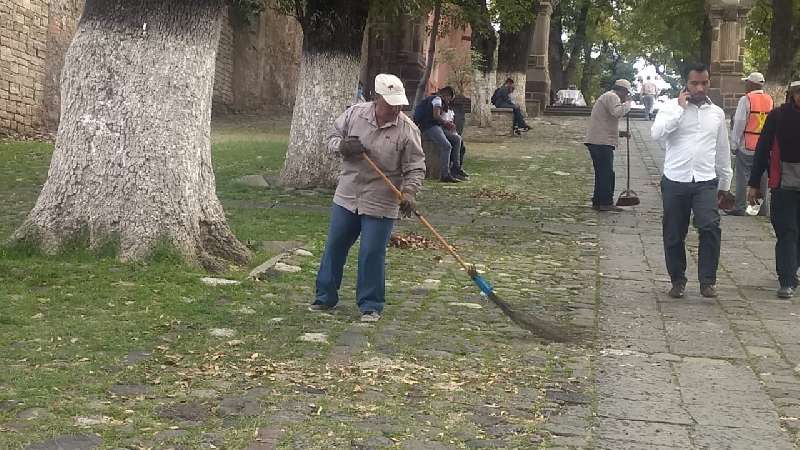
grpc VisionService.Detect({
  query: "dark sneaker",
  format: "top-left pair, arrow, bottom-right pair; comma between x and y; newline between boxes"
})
700,284 -> 718,298
308,303 -> 335,312
360,311 -> 381,323
440,176 -> 461,183
777,286 -> 795,299
668,281 -> 686,298
596,204 -> 624,212
519,125 -> 531,132
453,173 -> 468,181
457,169 -> 470,177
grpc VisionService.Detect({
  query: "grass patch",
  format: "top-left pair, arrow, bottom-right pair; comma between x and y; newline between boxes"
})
1,118 -> 596,448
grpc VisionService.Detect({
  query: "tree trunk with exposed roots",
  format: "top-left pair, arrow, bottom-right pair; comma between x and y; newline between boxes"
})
11,0 -> 251,271
279,0 -> 369,188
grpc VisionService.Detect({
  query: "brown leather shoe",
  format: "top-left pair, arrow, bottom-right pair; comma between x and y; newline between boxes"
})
668,281 -> 686,298
700,284 -> 718,298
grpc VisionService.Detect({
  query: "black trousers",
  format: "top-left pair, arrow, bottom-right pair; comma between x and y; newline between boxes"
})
770,189 -> 800,288
587,144 -> 615,206
661,176 -> 721,286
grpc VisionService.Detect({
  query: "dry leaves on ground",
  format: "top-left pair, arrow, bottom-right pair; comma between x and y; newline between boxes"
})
470,187 -> 519,200
389,233 -> 441,250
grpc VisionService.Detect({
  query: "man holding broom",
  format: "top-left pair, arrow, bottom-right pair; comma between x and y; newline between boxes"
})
308,73 -> 426,323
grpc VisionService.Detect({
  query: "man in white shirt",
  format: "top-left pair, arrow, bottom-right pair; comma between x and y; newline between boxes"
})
726,72 -> 773,216
651,64 -> 733,299
641,76 -> 659,120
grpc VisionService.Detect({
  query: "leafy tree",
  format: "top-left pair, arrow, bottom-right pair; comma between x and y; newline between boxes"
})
614,0 -> 707,79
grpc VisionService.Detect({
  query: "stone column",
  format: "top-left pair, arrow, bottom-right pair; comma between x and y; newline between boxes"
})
706,0 -> 754,113
525,1 -> 553,116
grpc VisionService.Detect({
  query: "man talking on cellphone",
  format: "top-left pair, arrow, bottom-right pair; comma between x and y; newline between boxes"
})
651,63 -> 733,299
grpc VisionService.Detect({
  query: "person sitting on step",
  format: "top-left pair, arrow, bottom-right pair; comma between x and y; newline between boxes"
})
491,78 -> 531,134
413,86 -> 468,182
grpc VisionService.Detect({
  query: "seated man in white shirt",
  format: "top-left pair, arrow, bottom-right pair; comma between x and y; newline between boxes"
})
651,63 -> 733,299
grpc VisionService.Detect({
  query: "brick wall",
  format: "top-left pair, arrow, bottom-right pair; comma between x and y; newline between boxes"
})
0,0 -> 49,136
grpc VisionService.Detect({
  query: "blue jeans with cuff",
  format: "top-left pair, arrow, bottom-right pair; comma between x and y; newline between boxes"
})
314,204 -> 395,313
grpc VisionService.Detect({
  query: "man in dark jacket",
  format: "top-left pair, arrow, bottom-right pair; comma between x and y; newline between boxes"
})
413,86 -> 466,182
748,80 -> 800,298
492,78 -> 531,133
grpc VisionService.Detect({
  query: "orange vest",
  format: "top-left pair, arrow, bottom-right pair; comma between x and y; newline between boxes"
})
744,92 -> 774,151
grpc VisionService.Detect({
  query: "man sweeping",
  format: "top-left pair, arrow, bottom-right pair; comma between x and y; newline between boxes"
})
309,73 -> 426,322
584,79 -> 632,212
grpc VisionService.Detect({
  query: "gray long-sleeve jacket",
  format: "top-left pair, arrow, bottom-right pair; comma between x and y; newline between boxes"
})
326,102 -> 426,219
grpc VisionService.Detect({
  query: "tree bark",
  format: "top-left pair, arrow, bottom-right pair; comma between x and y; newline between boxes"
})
279,0 -> 369,188
548,1 -> 565,91
414,0 -> 442,107
469,0 -> 497,128
11,0 -> 250,271
562,0 -> 590,87
497,22 -> 535,114
579,39 -> 592,96
767,0 -> 798,85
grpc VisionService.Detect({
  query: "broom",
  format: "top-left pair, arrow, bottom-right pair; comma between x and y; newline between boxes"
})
616,113 -> 640,207
362,153 -> 571,342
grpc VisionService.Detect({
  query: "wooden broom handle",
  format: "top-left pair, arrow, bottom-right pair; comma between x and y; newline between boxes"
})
361,153 -> 473,272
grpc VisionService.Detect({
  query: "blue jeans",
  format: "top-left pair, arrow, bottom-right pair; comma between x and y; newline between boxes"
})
315,204 -> 395,313
494,100 -> 528,129
422,125 -> 462,178
586,144 -> 615,206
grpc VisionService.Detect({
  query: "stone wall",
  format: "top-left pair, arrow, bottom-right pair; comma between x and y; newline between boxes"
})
0,0 -> 49,136
212,13 -> 235,113
228,2 -> 302,112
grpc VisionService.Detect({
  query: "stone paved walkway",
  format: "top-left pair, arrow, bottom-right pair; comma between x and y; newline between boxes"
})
549,117 -> 800,449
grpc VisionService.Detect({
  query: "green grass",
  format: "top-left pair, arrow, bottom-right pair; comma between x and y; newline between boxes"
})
0,118 -> 597,449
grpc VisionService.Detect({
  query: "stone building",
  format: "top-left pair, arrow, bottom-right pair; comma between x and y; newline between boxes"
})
0,0 -> 302,137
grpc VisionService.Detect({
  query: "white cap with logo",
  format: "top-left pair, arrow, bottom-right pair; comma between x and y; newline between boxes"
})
613,79 -> 632,93
374,73 -> 409,106
742,72 -> 766,84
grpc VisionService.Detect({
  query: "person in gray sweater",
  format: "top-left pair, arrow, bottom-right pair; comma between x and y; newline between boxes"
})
584,79 -> 632,212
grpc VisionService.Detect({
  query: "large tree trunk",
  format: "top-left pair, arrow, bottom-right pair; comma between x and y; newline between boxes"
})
579,39 -> 592,97
413,0 -> 442,107
469,0 -> 497,128
497,22 -> 535,115
562,0 -> 590,87
548,1 -> 565,91
11,0 -> 250,271
767,0 -> 798,85
279,0 -> 369,188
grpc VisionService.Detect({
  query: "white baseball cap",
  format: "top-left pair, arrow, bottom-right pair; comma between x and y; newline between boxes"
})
374,73 -> 409,106
790,80 -> 800,89
613,79 -> 632,93
742,72 -> 765,84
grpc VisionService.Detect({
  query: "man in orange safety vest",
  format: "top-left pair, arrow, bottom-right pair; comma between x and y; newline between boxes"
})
726,72 -> 774,216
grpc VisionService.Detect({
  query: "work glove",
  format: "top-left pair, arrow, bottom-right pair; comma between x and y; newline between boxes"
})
339,136 -> 366,161
618,130 -> 631,138
399,191 -> 417,218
